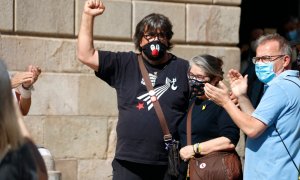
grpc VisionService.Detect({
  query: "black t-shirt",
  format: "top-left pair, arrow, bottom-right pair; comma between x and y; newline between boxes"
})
178,98 -> 240,147
96,51 -> 190,165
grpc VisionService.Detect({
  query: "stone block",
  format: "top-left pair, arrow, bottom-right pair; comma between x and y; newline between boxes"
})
78,75 -> 118,116
0,35 -> 136,73
23,116 -> 45,145
94,40 -> 136,53
186,4 -> 241,44
44,116 -> 108,159
15,0 -> 74,35
23,72 -> 117,116
213,0 -> 241,5
156,0 -> 212,3
78,159 -> 113,180
172,44 -> 241,77
48,171 -> 62,180
0,35 -> 90,73
55,159 -> 78,180
0,0 -> 13,31
205,46 -> 241,73
133,1 -> 185,42
28,73 -> 79,115
76,0 -> 132,40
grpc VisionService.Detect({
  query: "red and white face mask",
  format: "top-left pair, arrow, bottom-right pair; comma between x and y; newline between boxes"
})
142,40 -> 167,61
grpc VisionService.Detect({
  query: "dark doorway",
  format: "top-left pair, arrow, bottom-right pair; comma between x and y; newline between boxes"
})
239,0 -> 300,45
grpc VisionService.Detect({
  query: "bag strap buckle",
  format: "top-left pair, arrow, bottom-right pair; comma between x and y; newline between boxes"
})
164,134 -> 172,142
164,134 -> 178,150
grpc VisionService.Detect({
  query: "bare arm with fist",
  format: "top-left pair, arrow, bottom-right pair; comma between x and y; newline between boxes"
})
77,0 -> 105,71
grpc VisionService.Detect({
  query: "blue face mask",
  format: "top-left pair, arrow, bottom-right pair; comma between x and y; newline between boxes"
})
255,62 -> 276,84
287,30 -> 298,41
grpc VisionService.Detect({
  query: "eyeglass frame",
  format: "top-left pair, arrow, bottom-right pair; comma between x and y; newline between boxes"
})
252,55 -> 286,64
188,71 -> 210,82
143,32 -> 167,41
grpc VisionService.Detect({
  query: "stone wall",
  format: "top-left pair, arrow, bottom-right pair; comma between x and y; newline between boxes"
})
0,0 -> 243,179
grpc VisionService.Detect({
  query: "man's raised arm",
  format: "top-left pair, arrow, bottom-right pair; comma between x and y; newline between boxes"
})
77,0 -> 105,71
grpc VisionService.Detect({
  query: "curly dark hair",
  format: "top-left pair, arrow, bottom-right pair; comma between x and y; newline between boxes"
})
133,13 -> 174,52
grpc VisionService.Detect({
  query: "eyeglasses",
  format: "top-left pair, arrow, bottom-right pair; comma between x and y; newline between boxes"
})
188,72 -> 210,82
143,32 -> 166,41
252,55 -> 285,64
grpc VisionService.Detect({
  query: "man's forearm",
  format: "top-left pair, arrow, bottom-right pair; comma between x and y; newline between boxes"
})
222,100 -> 265,138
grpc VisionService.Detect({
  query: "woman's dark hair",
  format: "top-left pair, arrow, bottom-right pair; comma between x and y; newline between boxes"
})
133,13 -> 174,52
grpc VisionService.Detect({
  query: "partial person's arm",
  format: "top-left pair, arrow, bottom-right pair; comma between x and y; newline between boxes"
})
15,87 -> 31,115
77,0 -> 105,71
12,71 -> 33,115
12,65 -> 41,116
12,99 -> 32,137
204,81 -> 267,138
180,137 -> 235,160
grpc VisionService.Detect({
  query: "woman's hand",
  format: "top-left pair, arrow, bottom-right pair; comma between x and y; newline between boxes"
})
11,65 -> 41,89
204,81 -> 231,107
179,145 -> 194,161
11,72 -> 34,88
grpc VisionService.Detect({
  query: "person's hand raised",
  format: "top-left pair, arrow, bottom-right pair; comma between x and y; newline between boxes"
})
84,0 -> 105,17
11,72 -> 34,89
227,69 -> 248,98
21,65 -> 41,89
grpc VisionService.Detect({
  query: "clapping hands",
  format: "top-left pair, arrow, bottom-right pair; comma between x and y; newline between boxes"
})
11,65 -> 41,89
204,69 -> 248,107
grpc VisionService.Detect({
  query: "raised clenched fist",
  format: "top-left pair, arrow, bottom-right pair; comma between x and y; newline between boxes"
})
84,0 -> 105,17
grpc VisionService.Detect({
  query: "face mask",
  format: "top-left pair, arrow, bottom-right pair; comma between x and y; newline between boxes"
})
287,30 -> 298,41
142,41 -> 167,61
189,79 -> 206,99
255,62 -> 276,84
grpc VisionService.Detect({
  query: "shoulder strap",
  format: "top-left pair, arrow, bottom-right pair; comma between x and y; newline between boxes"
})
283,77 -> 300,88
137,55 -> 172,141
278,77 -> 300,173
186,102 -> 195,145
274,125 -> 300,173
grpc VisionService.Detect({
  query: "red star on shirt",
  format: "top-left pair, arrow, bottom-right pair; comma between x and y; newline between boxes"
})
136,102 -> 144,110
